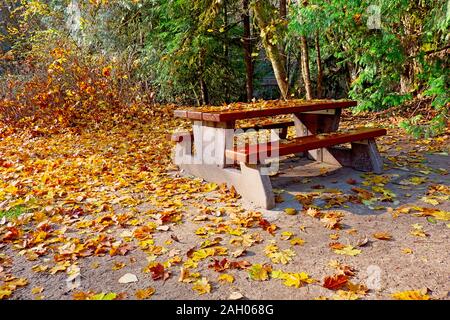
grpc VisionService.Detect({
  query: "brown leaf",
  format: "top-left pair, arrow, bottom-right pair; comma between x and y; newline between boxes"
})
373,232 -> 392,240
355,236 -> 370,247
147,263 -> 169,281
329,242 -> 345,250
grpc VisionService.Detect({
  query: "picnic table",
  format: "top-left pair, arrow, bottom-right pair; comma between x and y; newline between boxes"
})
170,99 -> 386,209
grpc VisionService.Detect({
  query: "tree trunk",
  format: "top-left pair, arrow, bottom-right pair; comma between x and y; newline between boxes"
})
223,0 -> 230,103
252,0 -> 288,100
315,31 -> 323,99
297,50 -> 304,97
199,77 -> 209,105
279,0 -> 287,19
279,0 -> 287,74
242,0 -> 254,101
300,35 -> 313,100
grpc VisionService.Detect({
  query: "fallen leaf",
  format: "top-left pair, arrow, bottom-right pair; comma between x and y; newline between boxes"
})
305,208 -> 321,218
373,232 -> 392,240
91,292 -> 118,300
347,282 -> 369,296
332,290 -> 359,300
218,274 -> 234,283
355,236 -> 370,247
118,273 -> 138,284
178,267 -> 200,283
410,224 -> 428,237
31,287 -> 44,295
0,289 -> 12,300
192,277 -> 211,295
135,287 -> 155,300
334,245 -> 361,256
284,208 -> 297,215
267,249 -> 296,265
323,274 -> 348,290
392,289 -> 430,300
112,262 -> 126,270
229,292 -> 244,300
231,248 -> 247,258
248,264 -> 270,281
290,238 -> 305,246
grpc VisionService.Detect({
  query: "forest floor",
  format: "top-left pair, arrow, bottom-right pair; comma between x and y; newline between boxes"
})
0,110 -> 449,300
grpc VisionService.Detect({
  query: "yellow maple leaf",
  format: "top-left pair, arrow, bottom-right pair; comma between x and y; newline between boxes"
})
192,278 -> 211,295
203,182 -> 218,193
329,233 -> 340,240
135,287 -> 155,300
391,289 -> 430,300
178,268 -> 200,283
332,290 -> 359,300
290,238 -> 305,246
283,272 -> 314,288
264,243 -> 278,255
334,245 -> 361,256
0,289 -> 12,300
218,274 -> 234,283
191,248 -> 215,262
248,264 -> 270,281
280,231 -> 294,240
31,287 -> 44,295
347,282 -> 369,296
410,224 -> 428,237
268,249 -> 296,264
183,259 -> 198,269
420,196 -> 439,206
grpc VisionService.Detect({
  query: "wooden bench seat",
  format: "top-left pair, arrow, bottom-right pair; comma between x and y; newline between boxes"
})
169,121 -> 295,143
225,127 -> 387,164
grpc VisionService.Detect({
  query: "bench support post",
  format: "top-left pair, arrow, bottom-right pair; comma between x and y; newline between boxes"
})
327,138 -> 383,174
351,139 -> 383,173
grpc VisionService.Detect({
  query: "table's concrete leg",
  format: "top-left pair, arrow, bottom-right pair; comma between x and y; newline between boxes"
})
179,161 -> 275,209
239,163 -> 275,209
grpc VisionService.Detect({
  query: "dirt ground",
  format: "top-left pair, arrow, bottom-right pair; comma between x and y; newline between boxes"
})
0,115 -> 449,300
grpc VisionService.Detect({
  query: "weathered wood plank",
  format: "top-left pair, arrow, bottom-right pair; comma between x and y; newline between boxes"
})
225,128 -> 387,163
174,100 -> 357,122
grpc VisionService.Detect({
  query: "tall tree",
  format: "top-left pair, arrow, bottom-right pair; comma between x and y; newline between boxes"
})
298,0 -> 313,100
300,35 -> 312,100
242,0 -> 254,101
279,0 -> 287,74
223,0 -> 230,102
251,0 -> 288,100
315,31 -> 323,98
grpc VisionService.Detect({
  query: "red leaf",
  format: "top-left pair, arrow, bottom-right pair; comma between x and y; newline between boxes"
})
149,263 -> 166,280
323,274 -> 348,290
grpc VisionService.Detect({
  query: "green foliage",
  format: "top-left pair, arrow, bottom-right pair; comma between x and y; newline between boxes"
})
400,58 -> 449,138
0,206 -> 26,219
1,0 -> 448,136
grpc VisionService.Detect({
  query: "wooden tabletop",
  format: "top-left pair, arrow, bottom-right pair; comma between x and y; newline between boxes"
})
174,99 -> 357,122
